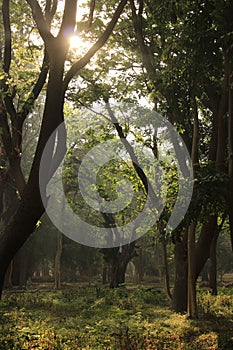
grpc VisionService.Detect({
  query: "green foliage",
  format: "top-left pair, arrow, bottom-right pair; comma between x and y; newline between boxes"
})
190,164 -> 229,220
198,287 -> 233,318
0,286 -> 233,349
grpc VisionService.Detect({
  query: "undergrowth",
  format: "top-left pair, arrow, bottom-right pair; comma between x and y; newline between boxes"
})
0,285 -> 232,349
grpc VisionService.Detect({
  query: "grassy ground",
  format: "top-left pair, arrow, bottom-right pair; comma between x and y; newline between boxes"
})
0,285 -> 233,349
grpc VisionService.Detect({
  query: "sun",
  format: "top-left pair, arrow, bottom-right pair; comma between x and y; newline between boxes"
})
69,35 -> 81,49
69,34 -> 90,53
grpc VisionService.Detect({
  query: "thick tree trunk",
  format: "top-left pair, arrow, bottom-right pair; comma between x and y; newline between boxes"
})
10,240 -> 30,287
19,253 -> 28,289
172,240 -> 188,313
108,243 -> 136,288
0,270 -> 5,296
110,254 -> 128,288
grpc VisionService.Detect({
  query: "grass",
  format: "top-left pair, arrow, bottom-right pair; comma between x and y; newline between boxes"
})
0,285 -> 233,349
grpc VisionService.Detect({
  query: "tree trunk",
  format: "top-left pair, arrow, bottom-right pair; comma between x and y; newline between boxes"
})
172,240 -> 188,313
11,243 -> 29,288
108,243 -> 136,288
102,265 -> 107,284
228,52 -> 233,249
109,252 -> 128,288
186,94 -> 199,319
54,231 -> 62,289
187,222 -> 198,319
19,252 -> 28,289
195,216 -> 218,277
161,238 -> 172,302
200,263 -> 209,283
4,260 -> 13,288
209,228 -> 219,295
134,247 -> 143,283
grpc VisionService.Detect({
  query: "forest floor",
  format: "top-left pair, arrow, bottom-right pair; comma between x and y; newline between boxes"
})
0,284 -> 233,349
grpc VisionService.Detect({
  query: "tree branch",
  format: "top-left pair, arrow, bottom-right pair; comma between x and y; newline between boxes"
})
26,0 -> 54,44
129,0 -> 155,84
2,0 -> 11,74
20,50 -> 49,121
57,0 -> 77,40
4,96 -> 17,120
63,0 -> 128,90
0,96 -> 13,159
88,0 -> 96,29
45,0 -> 58,26
138,0 -> 143,16
105,102 -> 161,208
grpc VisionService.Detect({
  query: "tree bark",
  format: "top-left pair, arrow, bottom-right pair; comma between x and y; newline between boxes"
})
200,263 -> 209,283
187,94 -> 199,319
228,51 -> 233,249
209,230 -> 218,296
172,240 -> 188,312
187,222 -> 198,319
102,265 -> 108,284
54,231 -> 62,289
4,260 -> 13,287
161,238 -> 172,302
104,243 -> 136,288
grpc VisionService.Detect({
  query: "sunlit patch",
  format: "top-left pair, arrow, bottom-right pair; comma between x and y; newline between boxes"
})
69,34 -> 89,53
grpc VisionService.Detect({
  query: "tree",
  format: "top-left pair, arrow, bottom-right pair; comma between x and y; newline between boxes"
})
0,0 -> 128,297
126,0 -> 233,317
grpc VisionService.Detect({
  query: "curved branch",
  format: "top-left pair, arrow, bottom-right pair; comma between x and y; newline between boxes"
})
63,0 -> 128,90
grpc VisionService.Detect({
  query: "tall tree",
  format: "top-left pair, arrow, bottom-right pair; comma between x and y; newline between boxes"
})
0,0 -> 128,297
126,0 -> 233,316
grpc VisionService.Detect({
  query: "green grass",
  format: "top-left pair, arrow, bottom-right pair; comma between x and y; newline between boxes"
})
0,285 -> 233,349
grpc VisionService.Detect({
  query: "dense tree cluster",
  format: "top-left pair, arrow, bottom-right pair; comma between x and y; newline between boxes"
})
0,0 -> 232,320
